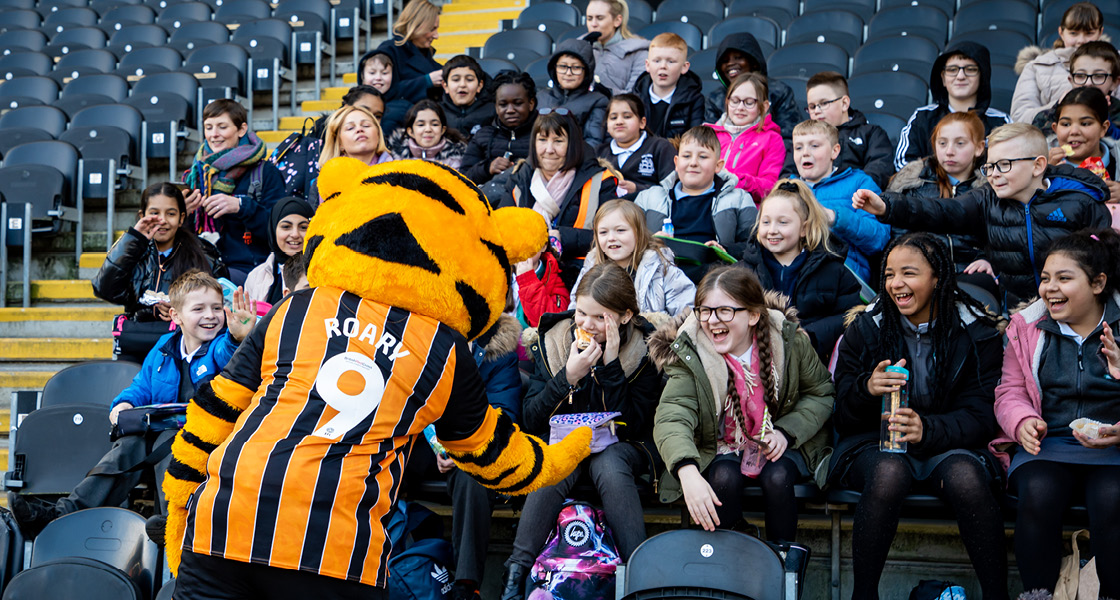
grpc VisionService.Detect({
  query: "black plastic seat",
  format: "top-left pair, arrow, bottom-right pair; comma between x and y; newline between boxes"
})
627,0 -> 653,28
119,46 -> 182,72
0,128 -> 55,160
0,0 -> 35,10
45,27 -> 108,60
655,0 -> 723,19
43,7 -> 98,33
70,102 -> 143,163
182,61 -> 244,96
787,9 -> 865,55
214,0 -> 271,21
130,71 -> 198,122
726,1 -> 792,27
768,41 -> 849,79
949,29 -> 1032,69
30,508 -> 159,599
0,9 -> 40,32
990,64 -> 1017,114
866,6 -> 949,47
0,51 -> 51,80
849,71 -> 929,120
231,17 -> 292,57
853,36 -> 942,81
525,56 -> 550,88
167,19 -> 229,52
0,31 -> 48,57
803,0 -> 875,19
688,47 -> 717,82
100,3 -> 155,30
655,11 -> 719,38
708,15 -> 779,52
637,20 -> 701,50
0,77 -> 60,109
51,48 -> 117,84
124,91 -> 190,159
864,111 -> 905,149
106,23 -> 167,54
60,72 -> 127,101
477,57 -> 519,78
518,1 -> 581,26
52,92 -> 115,118
3,403 -> 107,495
483,29 -> 552,62
773,74 -> 808,113
953,1 -> 1038,44
186,43 -> 249,92
554,25 -> 586,45
879,0 -> 955,15
155,0 -> 211,29
622,530 -> 789,600
3,557 -> 142,600
516,19 -> 574,42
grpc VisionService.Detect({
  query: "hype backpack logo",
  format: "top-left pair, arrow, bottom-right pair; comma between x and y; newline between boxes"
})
528,502 -> 621,600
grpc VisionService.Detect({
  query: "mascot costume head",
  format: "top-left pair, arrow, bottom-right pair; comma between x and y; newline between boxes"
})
162,159 -> 591,587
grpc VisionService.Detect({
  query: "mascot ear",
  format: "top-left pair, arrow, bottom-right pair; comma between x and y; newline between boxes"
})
318,157 -> 370,204
492,207 -> 549,263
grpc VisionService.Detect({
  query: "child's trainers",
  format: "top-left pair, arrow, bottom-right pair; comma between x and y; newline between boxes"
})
7,491 -> 60,537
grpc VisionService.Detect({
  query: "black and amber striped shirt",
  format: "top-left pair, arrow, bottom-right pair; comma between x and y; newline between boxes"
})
183,286 -> 486,586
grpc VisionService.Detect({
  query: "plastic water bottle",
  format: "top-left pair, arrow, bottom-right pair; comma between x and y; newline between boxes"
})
880,365 -> 909,453
661,218 -> 674,236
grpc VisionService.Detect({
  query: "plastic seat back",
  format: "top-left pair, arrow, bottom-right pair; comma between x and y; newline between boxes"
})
53,93 -> 115,119
953,1 -> 1038,43
0,9 -> 41,31
231,18 -> 292,55
2,557 -> 141,600
108,23 -> 167,49
656,0 -> 724,19
849,71 -> 929,120
0,51 -> 51,81
477,57 -> 518,78
866,6 -> 949,46
0,105 -> 67,137
0,76 -> 58,109
118,46 -> 182,71
853,35 -> 942,81
948,29 -> 1032,69
40,360 -> 142,408
43,7 -> 98,32
61,72 -> 128,101
0,128 -> 55,159
655,11 -> 719,38
637,20 -> 701,50
708,15 -> 779,51
803,0 -> 875,19
214,0 -> 272,21
518,2 -> 581,26
768,41 -> 849,79
787,9 -> 865,54
131,71 -> 198,120
101,4 -> 156,27
483,29 -> 552,61
5,405 -> 112,495
46,27 -> 108,56
167,19 -> 229,52
0,31 -> 48,55
156,0 -> 212,29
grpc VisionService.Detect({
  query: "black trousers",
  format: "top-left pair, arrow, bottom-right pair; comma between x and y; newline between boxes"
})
174,551 -> 386,600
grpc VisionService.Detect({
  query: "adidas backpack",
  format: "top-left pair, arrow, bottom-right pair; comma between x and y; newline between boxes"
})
385,500 -> 454,600
528,502 -> 621,600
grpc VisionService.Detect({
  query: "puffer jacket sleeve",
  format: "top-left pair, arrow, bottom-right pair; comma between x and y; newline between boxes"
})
880,188 -> 989,240
772,328 -> 834,448
662,263 -> 696,317
462,127 -> 496,184
1010,61 -> 1046,124
654,360 -> 703,475
861,125 -> 897,190
92,228 -> 151,310
583,94 -> 609,147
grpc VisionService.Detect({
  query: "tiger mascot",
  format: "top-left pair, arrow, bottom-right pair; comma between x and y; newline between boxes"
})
162,158 -> 592,599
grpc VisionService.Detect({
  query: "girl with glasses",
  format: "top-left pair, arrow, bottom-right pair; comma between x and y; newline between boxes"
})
537,39 -> 610,148
832,232 -> 1008,600
651,265 -> 834,541
706,72 -> 785,202
1011,1 -> 1104,124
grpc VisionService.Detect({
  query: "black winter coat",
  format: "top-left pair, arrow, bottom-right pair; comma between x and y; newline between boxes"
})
596,132 -> 676,198
440,90 -> 494,139
632,69 -> 706,140
375,36 -> 441,104
738,239 -> 863,361
523,310 -> 661,444
831,301 -> 1002,478
880,163 -> 1111,302
886,156 -> 987,273
92,229 -> 227,317
460,115 -> 536,185
538,38 -> 611,147
702,32 -> 802,138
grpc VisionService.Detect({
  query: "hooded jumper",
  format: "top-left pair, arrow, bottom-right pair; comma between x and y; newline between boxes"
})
243,196 -> 314,305
894,41 -> 1012,171
589,31 -> 650,95
632,69 -> 707,140
783,108 -> 897,189
374,35 -> 441,105
357,48 -> 412,135
441,85 -> 494,139
878,163 -> 1112,302
537,38 -> 611,147
702,32 -> 802,138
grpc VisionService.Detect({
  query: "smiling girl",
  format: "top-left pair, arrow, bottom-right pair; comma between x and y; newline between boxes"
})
596,94 -> 676,197
386,99 -> 467,169
570,200 -> 695,316
652,266 -> 833,541
739,180 -> 862,360
1048,87 -> 1120,198
461,71 -> 538,185
706,73 -> 785,201
832,232 -> 1008,600
244,197 -> 313,306
992,228 -> 1120,598
500,263 -> 661,600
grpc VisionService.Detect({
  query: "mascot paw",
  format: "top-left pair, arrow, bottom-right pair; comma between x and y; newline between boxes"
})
445,409 -> 591,495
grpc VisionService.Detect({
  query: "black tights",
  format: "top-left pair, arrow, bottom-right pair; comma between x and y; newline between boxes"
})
849,451 -> 1008,600
705,455 -> 800,542
1011,460 -> 1120,598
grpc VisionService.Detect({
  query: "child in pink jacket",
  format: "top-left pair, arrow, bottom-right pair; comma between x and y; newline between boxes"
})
706,72 -> 785,203
991,228 -> 1120,598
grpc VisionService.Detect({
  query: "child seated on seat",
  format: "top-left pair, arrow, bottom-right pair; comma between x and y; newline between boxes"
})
790,119 -> 888,283
357,49 -> 411,134
831,233 -> 1008,600
1012,2 -> 1104,125
8,271 -> 257,536
537,38 -> 610,148
706,73 -> 784,202
1032,41 -> 1120,139
460,71 -> 537,186
440,55 -> 492,139
855,122 -> 1112,306
596,94 -> 676,198
632,32 -> 706,140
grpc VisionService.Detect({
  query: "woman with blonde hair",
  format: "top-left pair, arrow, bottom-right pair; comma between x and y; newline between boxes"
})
312,106 -> 391,206
583,0 -> 648,94
376,0 -> 443,103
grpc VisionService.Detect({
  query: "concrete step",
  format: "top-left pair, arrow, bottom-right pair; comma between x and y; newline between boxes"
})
441,9 -> 520,28
5,280 -> 102,304
0,307 -> 118,337
343,72 -> 357,84
443,0 -> 527,13
79,252 -> 106,280
321,86 -> 350,100
0,338 -> 114,361
302,99 -> 342,113
435,32 -> 492,55
279,115 -> 320,130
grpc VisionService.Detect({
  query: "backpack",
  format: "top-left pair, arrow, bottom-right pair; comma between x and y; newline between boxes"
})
269,116 -> 324,202
385,500 -> 454,600
909,580 -> 967,600
528,501 -> 621,600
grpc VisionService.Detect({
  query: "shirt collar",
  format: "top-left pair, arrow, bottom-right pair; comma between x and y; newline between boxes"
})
649,85 -> 674,104
674,181 -> 716,197
611,131 -> 646,156
180,337 -> 202,362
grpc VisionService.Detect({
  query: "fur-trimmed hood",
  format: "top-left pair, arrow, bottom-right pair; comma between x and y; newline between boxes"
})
1014,37 -> 1112,75
477,314 -> 521,361
887,156 -> 987,193
521,310 -> 658,377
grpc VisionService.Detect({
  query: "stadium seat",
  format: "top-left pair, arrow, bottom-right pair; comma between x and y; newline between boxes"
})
655,0 -> 724,20
52,93 -> 115,118
689,47 -> 718,81
948,29 -> 1032,69
118,45 -> 182,74
0,77 -> 60,110
627,0 -> 653,28
0,128 -> 55,160
275,0 -> 337,91
0,30 -> 49,56
29,508 -> 160,600
0,9 -> 42,32
124,90 -> 192,179
4,403 -> 111,496
0,0 -> 35,9
786,9 -> 864,55
525,56 -> 550,88
879,0 -> 954,13
215,0 -> 272,21
726,1 -> 792,28
0,51 -> 51,80
154,0 -> 211,29
61,72 -> 127,102
45,27 -> 108,60
51,48 -> 117,84
477,57 -> 519,78
849,71 -> 929,120
774,74 -> 808,113
864,111 -> 906,149
554,25 -> 586,45
99,4 -> 156,29
637,21 -> 702,51
803,0 -> 875,20
232,18 -> 295,121
186,43 -> 250,94
3,557 -> 144,600
483,29 -> 552,63
106,23 -> 168,56
655,11 -> 719,40
69,104 -> 143,169
708,15 -> 779,52
953,1 -> 1038,43
518,2 -> 581,26
866,6 -> 949,46
168,20 -> 229,53
989,64 -> 1017,114
768,41 -> 849,79
43,7 -> 98,33
852,36 -> 942,81
514,19 -> 572,42
131,70 -> 198,122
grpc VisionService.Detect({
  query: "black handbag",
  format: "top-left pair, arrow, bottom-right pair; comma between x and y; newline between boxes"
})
111,314 -> 176,358
109,403 -> 187,441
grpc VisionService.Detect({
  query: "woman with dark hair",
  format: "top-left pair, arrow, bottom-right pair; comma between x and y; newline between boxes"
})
386,99 -> 468,168
489,110 -> 619,283
375,0 -> 443,104
832,232 -> 1008,600
93,182 -> 228,362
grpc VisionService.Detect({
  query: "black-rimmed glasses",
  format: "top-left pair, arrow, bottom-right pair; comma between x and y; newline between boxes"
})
695,306 -> 750,322
1072,71 -> 1114,85
806,97 -> 841,113
979,157 -> 1037,176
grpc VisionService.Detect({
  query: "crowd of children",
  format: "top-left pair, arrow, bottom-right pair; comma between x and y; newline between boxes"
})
52,0 -> 1120,597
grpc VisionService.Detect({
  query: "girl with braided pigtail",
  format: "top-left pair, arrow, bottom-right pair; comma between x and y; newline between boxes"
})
831,232 -> 1009,600
650,265 -> 834,541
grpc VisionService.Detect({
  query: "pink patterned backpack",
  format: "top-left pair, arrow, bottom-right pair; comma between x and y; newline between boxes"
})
528,502 -> 621,600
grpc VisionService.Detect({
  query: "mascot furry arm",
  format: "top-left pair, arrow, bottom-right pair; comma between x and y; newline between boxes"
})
162,158 -> 591,578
